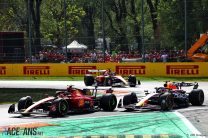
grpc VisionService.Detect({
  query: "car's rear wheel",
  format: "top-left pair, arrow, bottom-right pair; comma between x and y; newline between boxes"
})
49,98 -> 69,117
160,92 -> 174,111
84,74 -> 94,86
18,96 -> 33,111
128,75 -> 136,87
189,89 -> 204,106
100,94 -> 117,111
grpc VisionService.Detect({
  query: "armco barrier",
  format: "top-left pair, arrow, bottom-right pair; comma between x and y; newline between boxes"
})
0,62 -> 208,77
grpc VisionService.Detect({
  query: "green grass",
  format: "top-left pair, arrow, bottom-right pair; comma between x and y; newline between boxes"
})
0,88 -> 58,103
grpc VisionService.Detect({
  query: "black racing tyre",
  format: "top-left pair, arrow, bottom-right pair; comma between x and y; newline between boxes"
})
123,92 -> 138,106
104,77 -> 112,86
160,92 -> 174,111
189,89 -> 204,106
49,98 -> 69,117
128,75 -> 136,87
84,74 -> 94,86
100,94 -> 117,111
18,96 -> 33,111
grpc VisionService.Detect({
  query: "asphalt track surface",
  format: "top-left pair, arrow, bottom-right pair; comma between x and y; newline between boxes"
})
0,81 -> 207,137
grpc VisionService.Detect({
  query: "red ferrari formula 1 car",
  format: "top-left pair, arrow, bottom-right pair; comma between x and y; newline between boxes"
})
84,69 -> 140,87
8,86 -> 117,117
122,81 -> 204,111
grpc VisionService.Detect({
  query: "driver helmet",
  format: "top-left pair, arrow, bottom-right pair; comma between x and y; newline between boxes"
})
166,81 -> 177,90
67,85 -> 73,92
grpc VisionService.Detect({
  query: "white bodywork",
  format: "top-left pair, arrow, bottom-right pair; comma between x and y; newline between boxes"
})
136,93 -> 158,107
87,69 -> 129,86
114,76 -> 128,85
23,97 -> 55,113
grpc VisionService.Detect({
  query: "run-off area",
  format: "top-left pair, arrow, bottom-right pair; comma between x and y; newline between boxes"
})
35,112 -> 196,137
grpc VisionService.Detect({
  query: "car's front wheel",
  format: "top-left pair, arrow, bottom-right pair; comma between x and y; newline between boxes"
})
18,96 -> 33,111
123,92 -> 138,111
100,94 -> 117,111
123,92 -> 138,106
18,96 -> 33,116
160,92 -> 174,111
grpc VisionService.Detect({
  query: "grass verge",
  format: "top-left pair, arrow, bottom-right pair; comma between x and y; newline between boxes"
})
0,88 -> 59,104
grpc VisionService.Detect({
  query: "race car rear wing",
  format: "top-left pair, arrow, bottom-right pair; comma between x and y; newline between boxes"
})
175,82 -> 198,89
88,69 -> 106,73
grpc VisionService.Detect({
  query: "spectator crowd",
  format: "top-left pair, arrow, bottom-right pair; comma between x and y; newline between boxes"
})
25,49 -> 186,63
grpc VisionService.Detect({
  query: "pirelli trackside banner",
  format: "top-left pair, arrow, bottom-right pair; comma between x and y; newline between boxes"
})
0,63 -> 208,77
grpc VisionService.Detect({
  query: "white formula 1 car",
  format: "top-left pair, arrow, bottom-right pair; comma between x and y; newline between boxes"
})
84,69 -> 140,87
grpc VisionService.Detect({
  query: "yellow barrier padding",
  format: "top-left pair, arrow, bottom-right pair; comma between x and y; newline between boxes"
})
0,62 -> 208,77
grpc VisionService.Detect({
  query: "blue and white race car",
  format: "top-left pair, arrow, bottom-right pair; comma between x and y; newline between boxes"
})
122,81 -> 204,111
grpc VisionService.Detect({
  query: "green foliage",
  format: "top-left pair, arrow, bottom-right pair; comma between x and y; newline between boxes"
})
40,0 -> 85,46
158,0 -> 208,50
0,0 -> 208,52
0,0 -> 27,31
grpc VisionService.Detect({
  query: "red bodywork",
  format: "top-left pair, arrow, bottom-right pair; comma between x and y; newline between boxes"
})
8,85 -> 117,116
55,88 -> 94,111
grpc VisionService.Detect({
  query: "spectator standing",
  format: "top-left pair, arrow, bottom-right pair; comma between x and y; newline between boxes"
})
90,51 -> 97,62
31,55 -> 38,63
39,51 -> 44,62
161,53 -> 168,62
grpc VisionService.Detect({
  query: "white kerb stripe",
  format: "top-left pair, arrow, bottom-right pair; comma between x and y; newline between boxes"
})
174,111 -> 205,138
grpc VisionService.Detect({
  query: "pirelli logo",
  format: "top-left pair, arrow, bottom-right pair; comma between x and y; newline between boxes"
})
166,65 -> 199,75
68,66 -> 96,75
0,66 -> 6,75
116,66 -> 145,75
23,66 -> 50,75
